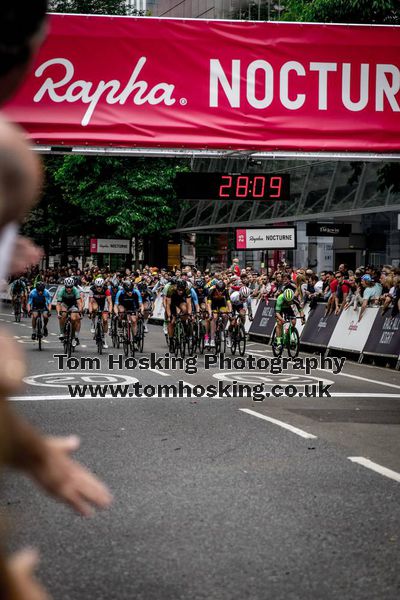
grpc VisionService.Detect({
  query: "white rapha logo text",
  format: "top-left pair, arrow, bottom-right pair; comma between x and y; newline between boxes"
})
33,57 -> 176,126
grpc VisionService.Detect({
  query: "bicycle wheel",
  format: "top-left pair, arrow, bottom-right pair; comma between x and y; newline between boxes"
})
128,323 -> 135,357
137,319 -> 144,353
271,326 -> 283,358
64,321 -> 72,358
230,326 -> 237,355
237,324 -> 246,357
14,300 -> 21,322
287,327 -> 300,358
220,327 -> 227,355
96,320 -> 103,355
198,322 -> 205,354
214,329 -> 221,354
37,317 -> 42,351
122,322 -> 129,357
111,318 -> 117,348
186,321 -> 195,356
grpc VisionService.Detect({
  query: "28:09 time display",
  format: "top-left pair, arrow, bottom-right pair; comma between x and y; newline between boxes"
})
219,175 -> 284,199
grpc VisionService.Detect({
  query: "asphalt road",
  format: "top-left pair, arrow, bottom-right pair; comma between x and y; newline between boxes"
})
2,307 -> 400,600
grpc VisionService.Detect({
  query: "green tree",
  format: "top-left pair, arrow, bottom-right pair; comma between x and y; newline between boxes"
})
52,154 -> 189,237
48,0 -> 139,15
282,0 -> 400,24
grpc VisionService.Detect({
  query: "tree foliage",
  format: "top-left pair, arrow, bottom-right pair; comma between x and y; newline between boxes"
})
282,0 -> 400,24
25,156 -> 190,247
54,155 -> 189,238
48,0 -> 139,15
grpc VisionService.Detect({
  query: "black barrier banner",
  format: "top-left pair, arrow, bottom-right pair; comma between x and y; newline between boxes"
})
249,299 -> 276,337
300,303 -> 340,347
363,313 -> 400,358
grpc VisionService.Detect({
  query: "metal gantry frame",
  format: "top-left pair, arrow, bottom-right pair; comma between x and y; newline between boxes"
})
172,159 -> 400,232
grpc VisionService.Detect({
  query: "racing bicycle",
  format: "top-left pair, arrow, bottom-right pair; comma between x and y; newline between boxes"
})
91,310 -> 109,355
33,309 -> 50,351
271,317 -> 303,358
213,310 -> 227,355
229,312 -> 247,356
60,310 -> 81,358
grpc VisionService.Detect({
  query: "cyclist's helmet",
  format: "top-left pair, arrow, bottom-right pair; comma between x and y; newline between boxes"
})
64,277 -> 75,288
239,286 -> 251,299
111,279 -> 119,289
170,276 -> 177,285
36,282 -> 46,292
284,288 -> 294,302
215,280 -> 226,291
176,279 -> 187,291
123,280 -> 133,292
94,277 -> 104,287
137,282 -> 147,293
195,278 -> 205,288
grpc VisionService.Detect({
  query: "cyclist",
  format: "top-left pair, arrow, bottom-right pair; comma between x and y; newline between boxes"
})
114,280 -> 143,339
207,280 -> 232,348
10,277 -> 28,317
27,282 -> 52,340
274,288 -> 305,349
88,277 -> 112,349
165,279 -> 192,344
193,278 -> 210,345
109,279 -> 121,308
228,285 -> 253,347
137,281 -> 153,333
56,277 -> 83,345
161,275 -> 176,337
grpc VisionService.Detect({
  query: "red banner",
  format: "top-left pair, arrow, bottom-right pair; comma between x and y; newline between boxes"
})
4,15 -> 400,152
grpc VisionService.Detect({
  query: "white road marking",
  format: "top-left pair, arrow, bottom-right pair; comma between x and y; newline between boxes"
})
348,457 -> 400,483
317,370 -> 400,391
331,393 -> 400,398
240,408 -> 317,439
11,393 -> 185,401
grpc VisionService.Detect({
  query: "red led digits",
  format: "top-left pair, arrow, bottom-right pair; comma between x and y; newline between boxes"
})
236,176 -> 249,197
269,176 -> 282,198
219,175 -> 232,197
252,176 -> 266,198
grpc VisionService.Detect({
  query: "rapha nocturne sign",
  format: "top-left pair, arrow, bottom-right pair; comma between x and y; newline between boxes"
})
4,15 -> 400,152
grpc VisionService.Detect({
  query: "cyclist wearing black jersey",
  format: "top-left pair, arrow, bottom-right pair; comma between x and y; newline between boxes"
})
89,277 -> 112,349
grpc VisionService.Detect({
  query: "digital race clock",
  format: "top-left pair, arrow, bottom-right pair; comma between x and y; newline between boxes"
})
174,173 -> 290,200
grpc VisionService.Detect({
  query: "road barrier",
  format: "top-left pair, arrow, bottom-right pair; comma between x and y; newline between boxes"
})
300,304 -> 340,348
362,312 -> 400,360
328,305 -> 378,354
249,300 -> 400,368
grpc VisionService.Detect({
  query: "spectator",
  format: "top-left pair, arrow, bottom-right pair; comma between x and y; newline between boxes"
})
333,271 -> 351,315
358,274 -> 382,321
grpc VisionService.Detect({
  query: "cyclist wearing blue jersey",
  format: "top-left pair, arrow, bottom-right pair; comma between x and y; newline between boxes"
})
27,282 -> 52,340
114,280 -> 143,338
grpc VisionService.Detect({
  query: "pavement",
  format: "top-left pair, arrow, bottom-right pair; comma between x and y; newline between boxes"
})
1,307 -> 400,599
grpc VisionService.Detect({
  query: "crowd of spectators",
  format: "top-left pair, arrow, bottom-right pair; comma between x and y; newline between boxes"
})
15,259 -> 400,322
